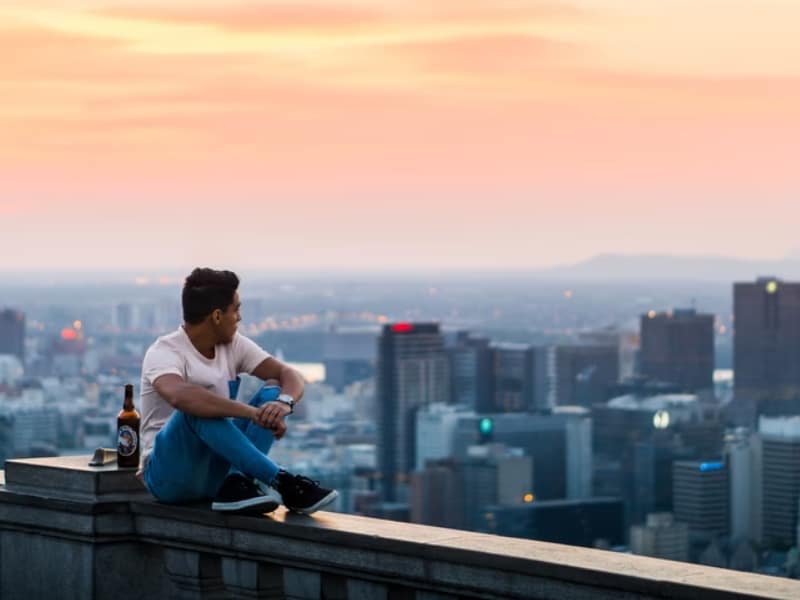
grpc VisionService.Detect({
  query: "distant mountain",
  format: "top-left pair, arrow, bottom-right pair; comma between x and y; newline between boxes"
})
534,254 -> 800,281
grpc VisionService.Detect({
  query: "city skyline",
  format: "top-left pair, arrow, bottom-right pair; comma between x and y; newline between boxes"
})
2,1 -> 799,271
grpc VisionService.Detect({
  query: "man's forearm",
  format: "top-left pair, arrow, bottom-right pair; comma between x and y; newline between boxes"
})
280,368 -> 305,403
171,383 -> 255,419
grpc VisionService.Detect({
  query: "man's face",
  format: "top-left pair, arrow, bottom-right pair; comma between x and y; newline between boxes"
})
214,291 -> 241,344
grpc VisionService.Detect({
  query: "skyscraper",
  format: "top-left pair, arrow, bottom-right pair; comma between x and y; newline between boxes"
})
734,278 -> 800,421
640,309 -> 715,392
452,411 -> 592,501
672,460 -> 729,541
0,309 -> 25,364
554,344 -> 619,407
490,343 -> 548,412
593,393 -> 724,526
377,322 -> 449,501
724,429 -> 762,544
760,416 -> 800,549
448,333 -> 492,411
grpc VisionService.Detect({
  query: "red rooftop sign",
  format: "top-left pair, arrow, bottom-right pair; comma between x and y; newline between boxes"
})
391,323 -> 414,333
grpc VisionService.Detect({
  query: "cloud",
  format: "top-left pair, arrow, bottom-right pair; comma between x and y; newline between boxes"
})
97,1 -> 584,33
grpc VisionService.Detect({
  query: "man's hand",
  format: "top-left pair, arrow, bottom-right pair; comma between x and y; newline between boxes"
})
253,401 -> 291,439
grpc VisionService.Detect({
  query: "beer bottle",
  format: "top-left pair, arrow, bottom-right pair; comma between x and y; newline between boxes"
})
117,383 -> 141,468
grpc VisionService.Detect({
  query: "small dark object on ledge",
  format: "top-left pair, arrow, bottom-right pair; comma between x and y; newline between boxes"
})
88,447 -> 118,467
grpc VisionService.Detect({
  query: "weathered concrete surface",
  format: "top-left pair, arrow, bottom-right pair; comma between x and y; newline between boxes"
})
2,457 -> 800,600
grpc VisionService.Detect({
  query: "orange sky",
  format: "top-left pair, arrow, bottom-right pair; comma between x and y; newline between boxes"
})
1,1 -> 799,272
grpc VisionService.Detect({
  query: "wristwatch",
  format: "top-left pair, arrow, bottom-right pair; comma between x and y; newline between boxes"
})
275,393 -> 295,414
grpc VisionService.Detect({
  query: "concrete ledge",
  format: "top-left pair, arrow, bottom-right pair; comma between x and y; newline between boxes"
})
129,502 -> 800,600
2,456 -> 800,600
3,456 -> 147,499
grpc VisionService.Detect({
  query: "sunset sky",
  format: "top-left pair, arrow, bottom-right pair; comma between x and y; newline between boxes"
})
1,1 -> 799,272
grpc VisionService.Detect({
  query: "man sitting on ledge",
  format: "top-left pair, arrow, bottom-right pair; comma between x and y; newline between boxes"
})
138,267 -> 338,515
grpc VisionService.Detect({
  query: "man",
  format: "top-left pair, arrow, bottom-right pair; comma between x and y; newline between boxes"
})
139,267 -> 338,515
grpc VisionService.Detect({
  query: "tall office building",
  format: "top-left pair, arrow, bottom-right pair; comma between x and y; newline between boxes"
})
593,393 -> 724,526
452,411 -> 592,501
734,278 -> 800,421
724,429 -> 762,544
760,416 -> 800,549
0,309 -> 25,364
554,344 -> 619,407
640,309 -> 714,392
490,343 -> 549,412
579,327 -> 639,381
672,461 -> 729,540
448,334 -> 492,411
377,323 -> 449,501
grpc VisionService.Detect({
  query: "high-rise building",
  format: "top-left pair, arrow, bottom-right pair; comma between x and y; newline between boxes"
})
760,416 -> 800,549
724,429 -> 762,544
579,327 -> 639,381
452,410 -> 592,501
489,343 -> 549,412
448,334 -> 492,411
640,309 -> 715,392
554,345 -> 619,407
672,460 -> 729,540
734,278 -> 800,422
630,513 -> 690,562
377,322 -> 449,501
593,393 -> 724,526
0,309 -> 25,364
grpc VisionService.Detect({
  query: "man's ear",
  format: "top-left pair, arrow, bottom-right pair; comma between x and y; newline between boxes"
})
212,309 -> 222,324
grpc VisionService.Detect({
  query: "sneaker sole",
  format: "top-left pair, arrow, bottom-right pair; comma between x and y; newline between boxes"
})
212,497 -> 280,514
289,490 -> 339,515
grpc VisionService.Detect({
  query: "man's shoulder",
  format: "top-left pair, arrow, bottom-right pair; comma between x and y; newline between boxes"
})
145,328 -> 186,357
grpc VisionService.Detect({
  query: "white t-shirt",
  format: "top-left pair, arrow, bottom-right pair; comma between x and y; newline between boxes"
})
139,327 -> 271,464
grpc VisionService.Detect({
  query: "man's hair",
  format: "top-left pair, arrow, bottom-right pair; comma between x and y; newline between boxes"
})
182,268 -> 240,325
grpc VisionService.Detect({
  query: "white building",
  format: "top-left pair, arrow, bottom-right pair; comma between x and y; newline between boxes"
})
416,403 -> 475,471
630,513 -> 690,562
0,355 -> 24,386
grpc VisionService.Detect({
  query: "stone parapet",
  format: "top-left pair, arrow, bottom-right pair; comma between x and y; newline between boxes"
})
1,456 -> 799,600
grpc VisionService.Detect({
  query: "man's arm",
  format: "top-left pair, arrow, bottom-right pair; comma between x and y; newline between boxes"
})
252,357 -> 305,401
154,374 -> 257,420
250,357 -> 305,432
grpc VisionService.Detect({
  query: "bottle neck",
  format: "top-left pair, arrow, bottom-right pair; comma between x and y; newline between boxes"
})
123,385 -> 135,411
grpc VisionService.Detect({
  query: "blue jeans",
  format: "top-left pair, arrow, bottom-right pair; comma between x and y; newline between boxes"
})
144,383 -> 283,503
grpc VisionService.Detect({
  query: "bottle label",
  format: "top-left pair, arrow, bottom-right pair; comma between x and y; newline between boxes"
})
118,425 -> 138,457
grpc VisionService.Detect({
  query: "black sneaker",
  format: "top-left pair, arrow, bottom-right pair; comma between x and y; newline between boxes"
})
273,471 -> 338,515
211,473 -> 281,513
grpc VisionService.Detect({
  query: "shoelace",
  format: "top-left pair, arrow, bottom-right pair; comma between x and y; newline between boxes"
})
294,475 -> 321,487
231,476 -> 258,495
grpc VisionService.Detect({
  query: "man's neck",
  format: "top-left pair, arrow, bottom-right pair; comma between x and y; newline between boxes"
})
182,324 -> 216,359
